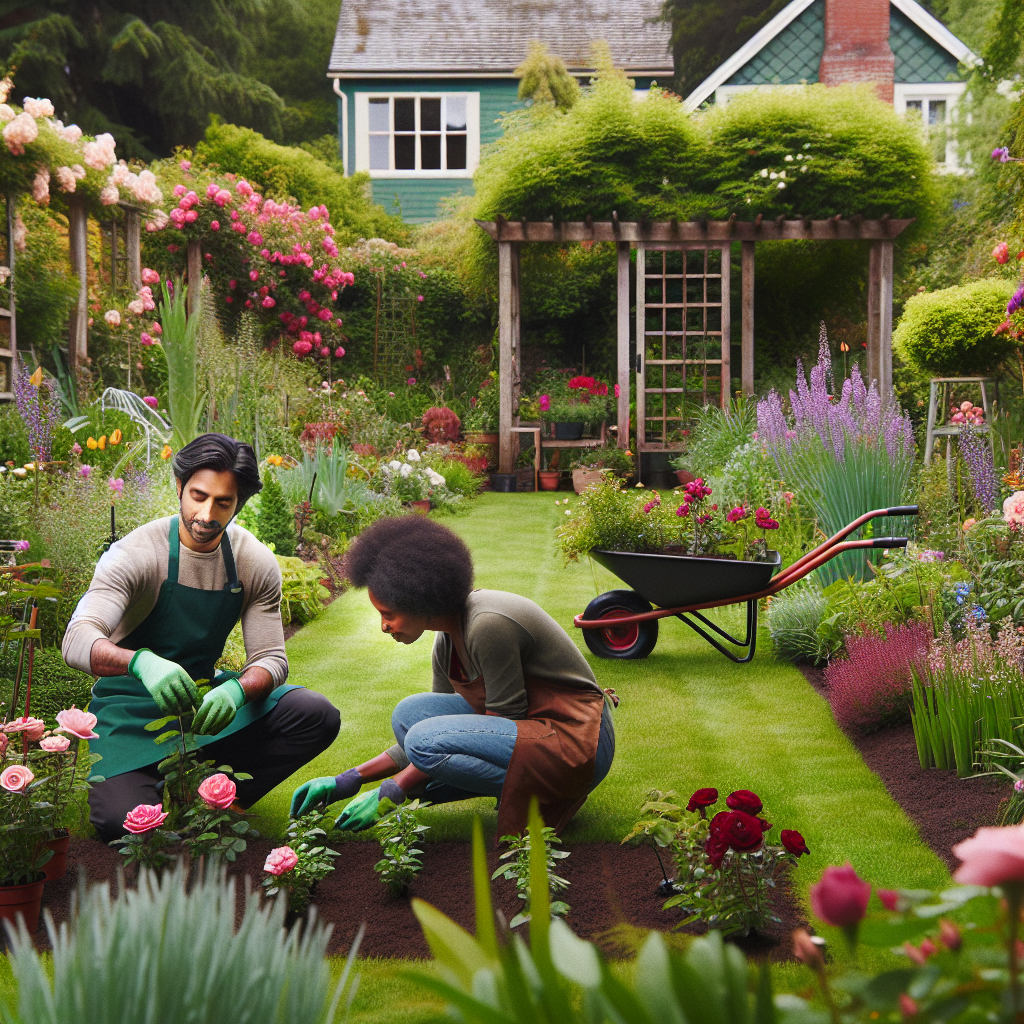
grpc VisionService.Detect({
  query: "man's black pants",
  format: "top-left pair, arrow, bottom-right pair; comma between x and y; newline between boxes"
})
88,688 -> 340,844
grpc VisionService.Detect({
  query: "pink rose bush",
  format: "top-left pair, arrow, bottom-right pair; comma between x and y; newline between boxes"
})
264,846 -> 299,875
4,715 -> 46,742
55,706 -> 99,739
123,803 -> 168,834
0,764 -> 33,792
38,735 -> 70,753
197,773 -> 237,810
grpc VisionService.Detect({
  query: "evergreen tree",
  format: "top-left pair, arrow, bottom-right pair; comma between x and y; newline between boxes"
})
256,470 -> 297,557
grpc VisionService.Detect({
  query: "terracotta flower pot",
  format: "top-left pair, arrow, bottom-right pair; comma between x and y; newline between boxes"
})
0,879 -> 44,934
43,831 -> 70,882
674,469 -> 696,485
572,468 -> 606,494
465,432 -> 499,445
538,470 -> 561,491
410,499 -> 432,514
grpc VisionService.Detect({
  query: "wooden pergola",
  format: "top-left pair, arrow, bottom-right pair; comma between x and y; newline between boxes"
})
477,216 -> 913,475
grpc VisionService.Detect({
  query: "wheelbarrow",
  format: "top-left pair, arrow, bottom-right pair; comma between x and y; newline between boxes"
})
573,506 -> 919,662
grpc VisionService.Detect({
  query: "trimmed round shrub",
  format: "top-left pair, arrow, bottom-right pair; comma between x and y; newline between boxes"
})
893,279 -> 1016,376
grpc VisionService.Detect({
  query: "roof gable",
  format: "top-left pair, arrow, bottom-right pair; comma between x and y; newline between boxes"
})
329,0 -> 673,76
685,0 -> 975,109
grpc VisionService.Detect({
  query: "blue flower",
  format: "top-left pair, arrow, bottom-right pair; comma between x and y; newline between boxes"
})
970,605 -> 987,622
954,582 -> 972,606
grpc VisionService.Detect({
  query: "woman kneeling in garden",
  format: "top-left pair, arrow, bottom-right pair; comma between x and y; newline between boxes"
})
291,516 -> 615,836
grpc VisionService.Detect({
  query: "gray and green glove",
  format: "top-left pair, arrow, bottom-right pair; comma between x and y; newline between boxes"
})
130,649 -> 200,715
335,779 -> 406,832
192,678 -> 246,736
290,768 -> 364,817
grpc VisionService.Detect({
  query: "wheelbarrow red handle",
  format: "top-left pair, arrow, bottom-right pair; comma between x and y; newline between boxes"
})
772,505 -> 918,587
574,537 -> 909,628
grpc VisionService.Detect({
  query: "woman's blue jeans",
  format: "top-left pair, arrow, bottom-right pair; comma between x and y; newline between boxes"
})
392,692 -> 615,806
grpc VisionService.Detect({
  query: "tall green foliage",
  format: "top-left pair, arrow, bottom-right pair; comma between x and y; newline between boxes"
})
157,280 -> 204,450
256,471 -> 297,557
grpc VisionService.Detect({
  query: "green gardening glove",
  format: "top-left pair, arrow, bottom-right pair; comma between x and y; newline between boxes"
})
192,679 -> 246,736
130,649 -> 200,715
290,777 -> 340,817
335,788 -> 384,832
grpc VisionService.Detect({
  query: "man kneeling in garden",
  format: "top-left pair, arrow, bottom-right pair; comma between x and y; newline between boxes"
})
63,433 -> 340,843
291,516 -> 615,837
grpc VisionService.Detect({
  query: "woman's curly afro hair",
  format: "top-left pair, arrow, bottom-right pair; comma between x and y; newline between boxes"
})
343,515 -> 474,616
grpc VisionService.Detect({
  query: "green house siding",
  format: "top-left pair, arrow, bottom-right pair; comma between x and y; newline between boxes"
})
723,0 -> 962,88
725,1 -> 823,85
891,8 -> 961,83
335,75 -> 662,222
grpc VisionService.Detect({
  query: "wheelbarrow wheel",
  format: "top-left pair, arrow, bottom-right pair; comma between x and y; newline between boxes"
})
582,590 -> 658,660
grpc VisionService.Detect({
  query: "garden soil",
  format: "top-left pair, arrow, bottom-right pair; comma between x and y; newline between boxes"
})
32,836 -> 805,961
800,664 -> 1010,869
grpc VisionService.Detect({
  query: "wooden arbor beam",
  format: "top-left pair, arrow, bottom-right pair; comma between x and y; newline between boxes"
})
476,218 -> 914,243
497,240 -> 520,474
67,197 -> 89,372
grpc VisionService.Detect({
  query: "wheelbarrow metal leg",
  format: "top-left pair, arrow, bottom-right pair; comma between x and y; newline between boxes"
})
674,599 -> 759,664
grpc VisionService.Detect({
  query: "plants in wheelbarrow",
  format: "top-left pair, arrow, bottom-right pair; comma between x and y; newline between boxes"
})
625,785 -> 809,937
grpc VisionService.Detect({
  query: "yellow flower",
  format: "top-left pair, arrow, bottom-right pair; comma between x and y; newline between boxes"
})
28,366 -> 43,387
267,454 -> 283,467
962,518 -> 976,533
110,429 -> 122,445
86,437 -> 98,450
23,462 -> 35,471
160,445 -> 173,460
98,435 -> 107,450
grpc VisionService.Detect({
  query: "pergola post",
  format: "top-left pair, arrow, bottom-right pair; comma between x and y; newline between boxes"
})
186,238 -> 202,318
125,207 -> 142,290
741,241 -> 755,396
616,241 -> 630,448
497,240 -> 520,474
67,197 -> 89,372
866,240 -> 894,395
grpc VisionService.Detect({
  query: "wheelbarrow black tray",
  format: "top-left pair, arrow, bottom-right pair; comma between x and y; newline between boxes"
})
590,549 -> 782,609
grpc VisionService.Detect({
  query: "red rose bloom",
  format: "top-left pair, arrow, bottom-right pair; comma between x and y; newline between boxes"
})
705,831 -> 729,869
710,810 -> 766,853
781,829 -> 810,857
686,787 -> 719,813
725,790 -> 763,815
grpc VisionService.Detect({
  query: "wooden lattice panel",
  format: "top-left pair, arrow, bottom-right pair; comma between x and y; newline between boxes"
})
635,245 -> 730,450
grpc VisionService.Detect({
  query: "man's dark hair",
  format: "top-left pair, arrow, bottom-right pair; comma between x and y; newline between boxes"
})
344,516 -> 474,616
172,433 -> 262,511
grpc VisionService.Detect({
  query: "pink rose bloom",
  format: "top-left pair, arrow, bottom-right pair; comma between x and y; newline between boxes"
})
993,242 -> 1010,265
124,803 -> 168,834
407,377 -> 416,386
0,733 -> 6,756
1,764 -> 33,792
180,159 -> 192,171
39,735 -> 70,753
210,220 -> 219,231
334,346 -> 345,358
173,184 -> 186,197
104,309 -> 121,327
262,296 -> 276,309
417,295 -> 424,302
141,268 -> 160,285
197,773 -> 237,810
5,715 -> 46,742
71,442 -> 82,455
320,346 -> 330,356
184,209 -> 198,223
264,846 -> 299,876
810,863 -> 871,927
55,706 -> 99,739
140,332 -> 154,346
952,824 -> 1024,886
143,395 -> 158,409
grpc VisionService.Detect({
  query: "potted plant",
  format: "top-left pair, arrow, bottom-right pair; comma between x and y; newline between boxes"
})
570,445 -> 635,493
539,376 -> 615,440
668,452 -> 696,486
463,372 -> 499,444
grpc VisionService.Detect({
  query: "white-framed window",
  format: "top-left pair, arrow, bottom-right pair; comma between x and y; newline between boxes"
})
354,93 -> 480,178
894,83 -> 966,172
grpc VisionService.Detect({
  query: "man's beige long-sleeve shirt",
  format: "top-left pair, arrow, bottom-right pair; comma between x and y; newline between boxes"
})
62,516 -> 288,685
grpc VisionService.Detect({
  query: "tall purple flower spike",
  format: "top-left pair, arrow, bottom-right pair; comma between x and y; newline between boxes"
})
958,425 -> 996,514
13,359 -> 61,462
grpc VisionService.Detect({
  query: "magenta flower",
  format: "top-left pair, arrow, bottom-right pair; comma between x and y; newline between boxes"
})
334,346 -> 345,358
210,220 -> 219,231
754,506 -> 779,530
992,147 -> 1011,163
14,539 -> 29,551
407,378 -> 416,385
109,477 -> 124,494
726,505 -> 748,522
417,295 -> 424,302
539,394 -> 551,412
78,464 -> 91,478
143,396 -> 158,409
180,159 -> 192,171
676,504 -> 690,517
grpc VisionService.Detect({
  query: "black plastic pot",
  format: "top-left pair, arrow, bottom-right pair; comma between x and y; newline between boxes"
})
489,473 -> 518,492
554,422 -> 585,440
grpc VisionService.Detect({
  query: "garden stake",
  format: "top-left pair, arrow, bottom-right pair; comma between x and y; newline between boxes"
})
651,845 -> 678,896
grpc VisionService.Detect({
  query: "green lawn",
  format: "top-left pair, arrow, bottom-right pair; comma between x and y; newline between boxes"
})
3,494 -> 951,1022
259,492 -> 950,1021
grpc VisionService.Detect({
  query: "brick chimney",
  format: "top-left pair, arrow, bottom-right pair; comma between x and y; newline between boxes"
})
818,0 -> 895,104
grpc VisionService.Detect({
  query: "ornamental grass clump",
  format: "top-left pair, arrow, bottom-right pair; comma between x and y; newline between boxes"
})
825,621 -> 931,733
2,863 -> 360,1024
757,326 -> 916,583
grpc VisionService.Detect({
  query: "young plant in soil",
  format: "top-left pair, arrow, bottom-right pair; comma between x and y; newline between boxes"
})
492,824 -> 570,928
621,789 -> 689,894
262,811 -> 341,913
373,798 -> 431,896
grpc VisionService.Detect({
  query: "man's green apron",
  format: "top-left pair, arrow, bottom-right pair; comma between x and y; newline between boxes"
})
90,516 -> 299,779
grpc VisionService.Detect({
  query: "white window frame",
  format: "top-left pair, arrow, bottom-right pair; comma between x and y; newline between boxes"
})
894,82 -> 966,173
354,92 -> 480,178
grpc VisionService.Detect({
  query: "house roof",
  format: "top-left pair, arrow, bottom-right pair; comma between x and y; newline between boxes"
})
683,0 -> 977,110
328,0 -> 674,77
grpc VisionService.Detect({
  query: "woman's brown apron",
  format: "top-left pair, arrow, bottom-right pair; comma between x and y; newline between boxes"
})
445,637 -> 605,838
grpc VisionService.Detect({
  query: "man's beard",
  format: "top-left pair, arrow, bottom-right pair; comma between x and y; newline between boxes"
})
185,516 -> 224,542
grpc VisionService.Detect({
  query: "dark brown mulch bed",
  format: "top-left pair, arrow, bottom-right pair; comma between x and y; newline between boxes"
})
31,836 -> 805,961
799,664 -> 1011,870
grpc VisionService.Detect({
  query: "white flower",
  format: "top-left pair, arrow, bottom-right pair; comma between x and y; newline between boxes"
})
564,509 -> 572,515
3,112 -> 38,154
399,463 -> 413,478
784,154 -> 793,161
83,132 -> 116,170
388,460 -> 402,472
801,165 -> 807,173
776,182 -> 786,190
0,105 -> 14,123
22,97 -> 54,118
56,166 -> 76,192
769,172 -> 777,180
779,171 -> 785,179
12,468 -> 25,477
0,79 -> 12,104
796,153 -> 804,160
127,298 -> 144,315
406,448 -> 421,462
425,468 -> 445,487
104,309 -> 121,327
759,168 -> 768,178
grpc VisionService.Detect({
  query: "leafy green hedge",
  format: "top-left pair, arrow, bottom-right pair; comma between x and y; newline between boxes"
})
472,75 -> 935,223
893,278 -> 1016,376
196,122 -> 406,245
